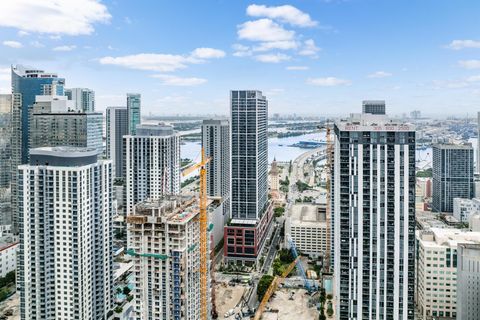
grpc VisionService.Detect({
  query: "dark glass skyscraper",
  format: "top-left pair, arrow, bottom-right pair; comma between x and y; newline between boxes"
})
224,90 -> 273,265
333,111 -> 415,319
432,143 -> 474,212
11,65 -> 64,164
230,90 -> 268,220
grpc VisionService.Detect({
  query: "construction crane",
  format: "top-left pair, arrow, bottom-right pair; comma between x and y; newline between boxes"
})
318,122 -> 333,272
181,148 -> 210,320
253,257 -> 300,320
286,235 -> 316,292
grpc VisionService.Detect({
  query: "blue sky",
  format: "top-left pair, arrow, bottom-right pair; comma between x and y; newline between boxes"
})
0,0 -> 480,116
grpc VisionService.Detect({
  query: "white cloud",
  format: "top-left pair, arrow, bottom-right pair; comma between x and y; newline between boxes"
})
190,47 -> 226,59
238,19 -> 295,42
307,77 -> 351,86
286,66 -> 309,71
254,53 -> 291,63
99,47 -> 225,72
298,39 -> 320,56
459,60 -> 480,69
0,67 -> 10,81
0,0 -> 111,36
100,53 -> 192,72
152,74 -> 207,86
3,40 -> 23,48
368,71 -> 392,78
53,45 -> 76,51
17,30 -> 29,37
124,16 -> 132,25
253,40 -> 298,51
30,41 -> 45,48
447,40 -> 480,50
246,4 -> 317,27
232,43 -> 252,57
432,75 -> 480,89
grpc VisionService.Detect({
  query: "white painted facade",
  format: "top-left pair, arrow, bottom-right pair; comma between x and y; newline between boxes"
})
452,197 -> 480,223
124,124 -> 180,216
0,242 -> 17,277
285,204 -> 329,257
416,228 -> 480,320
18,147 -> 113,320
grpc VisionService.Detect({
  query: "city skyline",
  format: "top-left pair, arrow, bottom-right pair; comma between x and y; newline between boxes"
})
0,1 -> 479,116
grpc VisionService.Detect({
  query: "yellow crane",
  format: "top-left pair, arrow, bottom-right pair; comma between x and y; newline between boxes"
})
181,148 -> 210,320
253,257 -> 300,320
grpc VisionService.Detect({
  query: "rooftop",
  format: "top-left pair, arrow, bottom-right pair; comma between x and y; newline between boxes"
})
289,204 -> 327,227
432,143 -> 473,150
417,228 -> 480,248
336,113 -> 414,132
28,147 -> 100,166
130,195 -> 202,225
134,123 -> 176,137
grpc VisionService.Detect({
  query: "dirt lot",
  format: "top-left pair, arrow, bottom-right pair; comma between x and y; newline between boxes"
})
262,288 -> 318,320
215,283 -> 246,317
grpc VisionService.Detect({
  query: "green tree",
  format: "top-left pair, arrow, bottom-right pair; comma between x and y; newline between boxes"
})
274,207 -> 285,217
257,275 -> 274,300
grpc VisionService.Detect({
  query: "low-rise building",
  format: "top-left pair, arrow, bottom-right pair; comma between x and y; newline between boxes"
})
0,241 -> 17,277
416,228 -> 480,320
285,204 -> 330,258
126,195 -> 209,320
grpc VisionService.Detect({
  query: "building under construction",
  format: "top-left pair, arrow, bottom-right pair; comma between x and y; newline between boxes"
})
127,195 -> 210,320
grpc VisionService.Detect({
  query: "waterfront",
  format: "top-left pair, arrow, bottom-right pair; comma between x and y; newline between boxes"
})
181,131 -> 327,163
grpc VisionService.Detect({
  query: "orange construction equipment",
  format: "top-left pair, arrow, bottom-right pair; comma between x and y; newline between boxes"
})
253,257 -> 300,320
181,148 -> 210,320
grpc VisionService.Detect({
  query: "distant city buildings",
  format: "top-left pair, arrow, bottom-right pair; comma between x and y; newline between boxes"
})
416,228 -> 480,320
456,243 -> 480,320
362,100 -> 386,115
432,143 -> 474,213
106,106 -> 128,178
224,90 -> 273,265
124,124 -> 180,216
127,195 -> 207,319
65,87 -> 95,112
333,109 -> 415,319
18,147 -> 112,320
29,95 -> 103,153
127,93 -> 141,135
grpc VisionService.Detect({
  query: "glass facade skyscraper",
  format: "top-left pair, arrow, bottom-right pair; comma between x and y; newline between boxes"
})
127,93 -> 141,135
11,65 -> 64,164
230,90 -> 268,220
224,90 -> 273,265
432,143 -> 474,213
